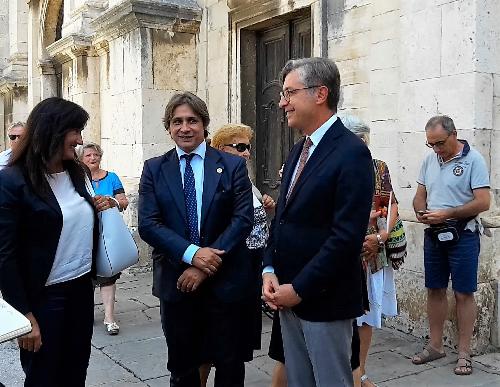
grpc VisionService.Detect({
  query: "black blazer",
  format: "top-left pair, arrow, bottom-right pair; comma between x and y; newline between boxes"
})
138,146 -> 254,303
263,119 -> 374,322
0,165 -> 98,315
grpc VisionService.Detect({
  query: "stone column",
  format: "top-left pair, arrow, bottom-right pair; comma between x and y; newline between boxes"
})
45,35 -> 101,142
90,0 -> 202,267
27,0 -> 41,107
37,59 -> 58,99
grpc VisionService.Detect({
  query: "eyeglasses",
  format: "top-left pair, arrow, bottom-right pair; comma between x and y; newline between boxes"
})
225,143 -> 251,152
279,86 -> 322,102
8,134 -> 21,141
425,133 -> 453,148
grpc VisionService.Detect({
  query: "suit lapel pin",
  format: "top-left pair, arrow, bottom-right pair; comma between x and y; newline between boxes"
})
217,167 -> 223,174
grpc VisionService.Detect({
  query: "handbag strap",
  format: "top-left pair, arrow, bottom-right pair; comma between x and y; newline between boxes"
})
84,174 -> 96,198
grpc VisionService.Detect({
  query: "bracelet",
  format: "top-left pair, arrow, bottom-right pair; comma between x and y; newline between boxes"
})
108,196 -> 121,211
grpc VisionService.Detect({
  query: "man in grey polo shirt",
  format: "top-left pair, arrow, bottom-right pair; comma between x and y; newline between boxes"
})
412,115 -> 490,376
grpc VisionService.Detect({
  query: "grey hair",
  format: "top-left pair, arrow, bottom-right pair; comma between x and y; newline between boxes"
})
280,57 -> 341,110
7,121 -> 25,131
78,142 -> 103,160
425,115 -> 456,134
339,113 -> 370,144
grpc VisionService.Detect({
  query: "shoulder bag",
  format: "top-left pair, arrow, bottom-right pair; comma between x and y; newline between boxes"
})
85,175 -> 139,277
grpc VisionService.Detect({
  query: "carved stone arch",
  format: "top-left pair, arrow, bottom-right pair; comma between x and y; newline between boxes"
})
40,0 -> 64,48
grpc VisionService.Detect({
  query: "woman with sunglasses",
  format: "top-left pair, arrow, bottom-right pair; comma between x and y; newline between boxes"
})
78,142 -> 129,336
0,97 -> 115,386
198,123 -> 276,385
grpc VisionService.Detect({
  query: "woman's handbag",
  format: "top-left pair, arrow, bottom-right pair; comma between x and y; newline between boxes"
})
85,176 -> 139,277
385,217 -> 407,263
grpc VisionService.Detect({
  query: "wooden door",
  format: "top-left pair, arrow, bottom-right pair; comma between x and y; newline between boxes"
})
255,17 -> 311,199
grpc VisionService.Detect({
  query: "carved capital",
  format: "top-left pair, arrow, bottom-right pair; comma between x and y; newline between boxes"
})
45,34 -> 94,64
94,40 -> 110,57
38,59 -> 56,75
91,0 -> 202,43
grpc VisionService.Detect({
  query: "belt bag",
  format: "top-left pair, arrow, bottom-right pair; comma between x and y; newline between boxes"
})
429,225 -> 460,244
85,175 -> 139,277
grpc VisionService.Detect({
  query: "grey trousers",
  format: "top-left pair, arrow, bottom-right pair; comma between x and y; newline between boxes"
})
280,309 -> 354,387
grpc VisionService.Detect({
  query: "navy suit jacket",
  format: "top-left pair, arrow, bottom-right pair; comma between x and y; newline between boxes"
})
138,146 -> 254,303
263,119 -> 374,322
0,164 -> 98,315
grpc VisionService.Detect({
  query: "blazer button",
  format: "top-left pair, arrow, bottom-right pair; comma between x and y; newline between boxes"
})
279,220 -> 284,225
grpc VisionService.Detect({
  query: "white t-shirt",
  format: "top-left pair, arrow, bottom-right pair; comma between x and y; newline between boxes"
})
45,171 -> 94,286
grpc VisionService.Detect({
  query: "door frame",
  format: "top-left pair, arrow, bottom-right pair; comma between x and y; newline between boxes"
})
230,4 -> 319,179
228,0 -> 326,124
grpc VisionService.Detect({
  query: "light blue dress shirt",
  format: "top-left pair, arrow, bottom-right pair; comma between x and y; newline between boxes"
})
176,141 -> 206,264
263,114 -> 338,275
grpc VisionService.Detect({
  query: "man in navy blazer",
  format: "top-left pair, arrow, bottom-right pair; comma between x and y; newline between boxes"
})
138,92 -> 254,387
262,58 -> 374,386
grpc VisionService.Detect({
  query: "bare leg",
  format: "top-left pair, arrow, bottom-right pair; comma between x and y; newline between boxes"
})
200,364 -> 211,387
455,291 -> 476,375
358,324 -> 376,386
352,367 -> 361,387
271,361 -> 287,387
427,288 -> 447,352
101,284 -> 117,323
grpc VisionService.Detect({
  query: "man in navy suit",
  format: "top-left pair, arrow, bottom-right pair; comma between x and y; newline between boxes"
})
262,58 -> 374,386
138,92 -> 254,387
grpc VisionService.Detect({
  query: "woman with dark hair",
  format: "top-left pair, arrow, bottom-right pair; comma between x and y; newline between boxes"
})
0,97 -> 114,386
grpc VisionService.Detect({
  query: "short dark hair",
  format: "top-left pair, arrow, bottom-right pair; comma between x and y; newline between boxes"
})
425,115 -> 456,134
9,97 -> 89,196
280,57 -> 341,110
163,92 -> 210,137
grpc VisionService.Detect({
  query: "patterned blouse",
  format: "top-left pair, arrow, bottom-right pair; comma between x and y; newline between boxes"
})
366,159 -> 397,274
246,185 -> 270,250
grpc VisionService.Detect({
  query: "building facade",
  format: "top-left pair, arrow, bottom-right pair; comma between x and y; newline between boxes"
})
1,0 -> 499,353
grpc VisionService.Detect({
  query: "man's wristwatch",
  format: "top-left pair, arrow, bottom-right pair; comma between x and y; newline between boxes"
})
376,233 -> 385,248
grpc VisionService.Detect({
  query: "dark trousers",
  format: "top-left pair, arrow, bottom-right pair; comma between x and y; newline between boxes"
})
160,297 -> 246,387
20,274 -> 94,387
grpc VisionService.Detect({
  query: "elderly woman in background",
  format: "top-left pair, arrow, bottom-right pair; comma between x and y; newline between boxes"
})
340,114 -> 403,387
198,123 -> 275,385
0,97 -> 114,385
79,142 -> 129,335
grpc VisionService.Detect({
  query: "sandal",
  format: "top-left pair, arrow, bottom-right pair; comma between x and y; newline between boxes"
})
104,321 -> 120,335
454,354 -> 473,375
412,345 -> 446,365
360,374 -> 378,387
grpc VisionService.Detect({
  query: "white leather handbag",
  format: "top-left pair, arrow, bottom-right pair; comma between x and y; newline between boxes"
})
85,175 -> 139,277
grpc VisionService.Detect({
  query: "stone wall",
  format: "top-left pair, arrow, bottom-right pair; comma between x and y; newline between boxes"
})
218,0 -> 500,352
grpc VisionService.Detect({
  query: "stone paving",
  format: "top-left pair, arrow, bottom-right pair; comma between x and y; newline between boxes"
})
1,272 -> 499,386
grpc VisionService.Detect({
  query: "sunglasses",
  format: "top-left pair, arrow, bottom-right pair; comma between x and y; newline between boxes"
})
225,143 -> 251,152
8,134 -> 21,141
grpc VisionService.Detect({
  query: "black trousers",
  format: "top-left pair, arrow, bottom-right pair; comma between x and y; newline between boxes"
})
20,274 -> 94,387
160,297 -> 247,387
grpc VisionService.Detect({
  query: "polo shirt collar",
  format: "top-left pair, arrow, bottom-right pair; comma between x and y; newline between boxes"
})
437,139 -> 469,165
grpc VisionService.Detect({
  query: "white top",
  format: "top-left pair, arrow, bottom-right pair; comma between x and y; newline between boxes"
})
0,148 -> 12,170
45,171 -> 94,286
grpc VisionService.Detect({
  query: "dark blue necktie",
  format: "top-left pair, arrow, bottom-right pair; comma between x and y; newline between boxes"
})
182,154 -> 200,245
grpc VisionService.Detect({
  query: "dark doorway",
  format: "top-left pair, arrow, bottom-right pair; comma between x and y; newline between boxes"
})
254,17 -> 311,199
